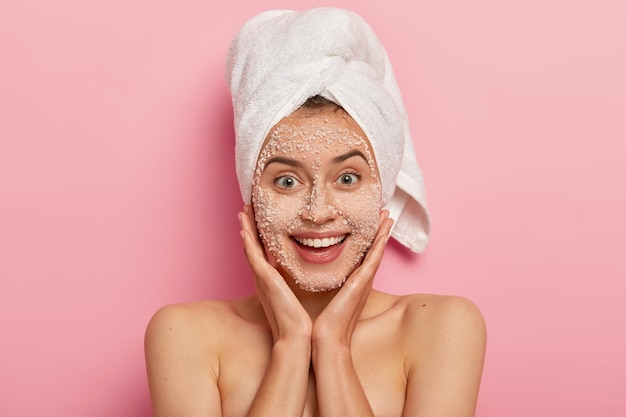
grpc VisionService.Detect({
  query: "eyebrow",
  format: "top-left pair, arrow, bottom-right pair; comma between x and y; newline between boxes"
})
331,150 -> 368,165
264,150 -> 368,169
264,156 -> 303,168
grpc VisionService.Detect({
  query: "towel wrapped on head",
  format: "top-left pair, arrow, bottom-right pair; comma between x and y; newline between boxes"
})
226,7 -> 431,253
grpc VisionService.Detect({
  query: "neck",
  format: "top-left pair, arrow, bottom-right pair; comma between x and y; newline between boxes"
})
291,285 -> 340,320
279,267 -> 340,320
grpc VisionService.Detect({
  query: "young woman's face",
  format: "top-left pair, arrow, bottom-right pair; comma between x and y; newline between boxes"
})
252,105 -> 383,292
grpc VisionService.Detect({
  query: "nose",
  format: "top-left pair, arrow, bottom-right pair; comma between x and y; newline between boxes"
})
301,186 -> 337,224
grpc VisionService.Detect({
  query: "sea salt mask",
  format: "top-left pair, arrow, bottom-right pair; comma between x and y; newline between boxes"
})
252,106 -> 383,292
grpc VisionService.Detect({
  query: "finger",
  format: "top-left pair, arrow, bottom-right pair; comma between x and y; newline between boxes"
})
239,210 -> 271,271
240,206 -> 268,254
239,209 -> 288,296
244,204 -> 271,261
243,205 -> 259,240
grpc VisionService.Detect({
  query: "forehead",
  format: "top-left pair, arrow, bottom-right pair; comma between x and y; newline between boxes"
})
258,106 -> 378,167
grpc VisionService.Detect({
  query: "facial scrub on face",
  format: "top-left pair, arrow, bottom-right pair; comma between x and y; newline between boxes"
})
252,107 -> 383,291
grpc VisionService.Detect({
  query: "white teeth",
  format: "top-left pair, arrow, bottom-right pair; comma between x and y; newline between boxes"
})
295,235 -> 346,248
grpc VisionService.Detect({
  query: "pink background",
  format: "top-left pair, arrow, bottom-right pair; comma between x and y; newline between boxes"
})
1,0 -> 625,415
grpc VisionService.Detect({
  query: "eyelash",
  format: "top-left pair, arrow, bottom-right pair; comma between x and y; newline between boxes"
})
335,171 -> 361,186
273,170 -> 362,189
274,174 -> 301,189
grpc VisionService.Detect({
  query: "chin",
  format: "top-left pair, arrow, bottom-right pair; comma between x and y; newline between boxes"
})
270,234 -> 370,293
294,274 -> 348,292
286,253 -> 365,293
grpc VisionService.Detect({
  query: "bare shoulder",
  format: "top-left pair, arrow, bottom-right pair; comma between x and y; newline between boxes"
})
144,297 -> 258,350
144,301 -> 228,374
366,292 -> 486,354
144,298 -> 258,416
396,293 -> 486,351
392,294 -> 487,416
144,295 -> 264,355
146,300 -> 230,340
401,293 -> 486,333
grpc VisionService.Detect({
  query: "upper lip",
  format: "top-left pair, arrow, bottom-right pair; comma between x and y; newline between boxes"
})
291,231 -> 349,239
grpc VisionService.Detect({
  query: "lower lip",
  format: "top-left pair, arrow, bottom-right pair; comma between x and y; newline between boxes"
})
291,237 -> 346,264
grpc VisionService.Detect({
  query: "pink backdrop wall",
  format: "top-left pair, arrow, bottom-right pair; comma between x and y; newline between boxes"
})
1,0 -> 624,415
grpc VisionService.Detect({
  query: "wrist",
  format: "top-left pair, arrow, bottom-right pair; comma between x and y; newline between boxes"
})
273,320 -> 312,345
311,339 -> 351,368
273,335 -> 312,358
311,326 -> 351,351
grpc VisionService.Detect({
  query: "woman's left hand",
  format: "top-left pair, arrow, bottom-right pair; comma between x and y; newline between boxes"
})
311,210 -> 393,349
310,210 -> 393,417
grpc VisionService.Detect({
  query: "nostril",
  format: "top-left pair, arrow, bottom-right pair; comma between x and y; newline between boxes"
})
300,187 -> 339,224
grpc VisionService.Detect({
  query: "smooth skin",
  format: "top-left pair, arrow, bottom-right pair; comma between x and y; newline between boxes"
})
144,106 -> 487,417
146,214 -> 486,417
145,211 -> 486,417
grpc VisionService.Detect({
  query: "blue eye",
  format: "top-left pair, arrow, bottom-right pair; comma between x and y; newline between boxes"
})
337,173 -> 360,185
275,175 -> 300,189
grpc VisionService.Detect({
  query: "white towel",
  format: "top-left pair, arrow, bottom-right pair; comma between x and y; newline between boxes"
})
226,7 -> 431,253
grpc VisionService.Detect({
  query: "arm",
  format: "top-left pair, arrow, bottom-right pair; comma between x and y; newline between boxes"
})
311,211 -> 394,417
239,205 -> 312,417
403,296 -> 487,417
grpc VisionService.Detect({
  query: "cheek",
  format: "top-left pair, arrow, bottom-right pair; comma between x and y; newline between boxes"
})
252,185 -> 303,240
336,183 -> 382,240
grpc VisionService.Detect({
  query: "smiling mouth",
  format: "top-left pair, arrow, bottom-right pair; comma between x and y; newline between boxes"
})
293,235 -> 347,249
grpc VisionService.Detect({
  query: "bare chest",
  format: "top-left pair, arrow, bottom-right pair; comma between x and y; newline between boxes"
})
217,326 -> 407,417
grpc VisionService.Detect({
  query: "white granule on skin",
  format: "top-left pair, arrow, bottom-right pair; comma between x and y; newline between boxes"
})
251,114 -> 383,292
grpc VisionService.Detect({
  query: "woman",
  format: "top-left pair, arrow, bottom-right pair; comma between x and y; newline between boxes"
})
145,7 -> 486,417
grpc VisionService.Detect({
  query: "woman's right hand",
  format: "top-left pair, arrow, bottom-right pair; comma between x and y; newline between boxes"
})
239,205 -> 312,343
